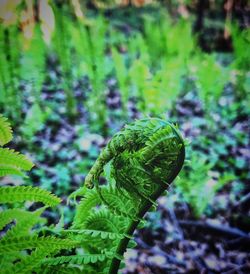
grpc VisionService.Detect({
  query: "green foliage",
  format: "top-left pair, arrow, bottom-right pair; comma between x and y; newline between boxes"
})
0,208 -> 44,231
123,14 -> 195,115
0,114 -> 74,274
230,24 -> 250,102
111,47 -> 129,113
0,114 -> 185,274
52,3 -> 77,118
43,252 -> 112,266
141,57 -> 186,114
1,4 -> 248,272
0,235 -> 76,253
71,14 -> 109,131
231,24 -> 250,71
20,27 -> 47,104
0,24 -> 22,120
20,103 -> 48,139
0,186 -> 61,206
129,58 -> 149,112
85,16 -> 108,132
70,118 -> 185,273
189,53 -> 230,111
143,15 -> 195,65
0,116 -> 34,176
175,152 -> 235,217
1,5 -> 243,132
0,114 -> 12,146
0,148 -> 33,170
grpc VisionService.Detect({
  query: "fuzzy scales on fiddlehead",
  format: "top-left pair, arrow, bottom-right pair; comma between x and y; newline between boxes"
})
71,118 -> 185,274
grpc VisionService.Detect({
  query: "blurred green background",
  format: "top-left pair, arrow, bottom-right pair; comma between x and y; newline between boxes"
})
0,0 -> 249,273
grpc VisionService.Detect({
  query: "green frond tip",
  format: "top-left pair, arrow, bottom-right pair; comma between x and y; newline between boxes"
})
0,186 -> 61,207
0,235 -> 78,253
0,148 -> 34,172
0,115 -> 13,146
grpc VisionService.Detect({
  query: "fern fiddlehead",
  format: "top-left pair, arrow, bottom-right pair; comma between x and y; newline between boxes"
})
73,118 -> 185,273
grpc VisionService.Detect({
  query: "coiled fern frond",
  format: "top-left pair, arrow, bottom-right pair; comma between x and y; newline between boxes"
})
69,117 -> 185,274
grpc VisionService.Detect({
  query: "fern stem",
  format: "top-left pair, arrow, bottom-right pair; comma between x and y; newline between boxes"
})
109,140 -> 185,274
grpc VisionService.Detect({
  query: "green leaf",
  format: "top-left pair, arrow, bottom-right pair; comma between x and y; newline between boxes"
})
0,115 -> 12,146
0,148 -> 34,171
43,253 -> 109,266
0,186 -> 61,207
0,236 -> 77,253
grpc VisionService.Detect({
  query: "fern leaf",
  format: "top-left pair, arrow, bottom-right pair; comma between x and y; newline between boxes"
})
0,253 -> 21,273
0,115 -> 12,146
39,265 -> 83,274
2,208 -> 45,240
101,186 -> 140,220
73,189 -> 101,228
0,165 -> 24,177
84,208 -> 129,235
0,186 -> 61,207
0,148 -> 34,171
43,253 -> 109,266
72,186 -> 139,229
0,208 -> 44,231
66,229 -> 124,240
11,246 -> 67,274
0,236 -> 78,253
11,248 -> 51,274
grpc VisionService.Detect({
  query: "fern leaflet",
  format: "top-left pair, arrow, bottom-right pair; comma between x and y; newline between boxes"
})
0,236 -> 78,253
0,148 -> 34,171
0,186 -> 61,206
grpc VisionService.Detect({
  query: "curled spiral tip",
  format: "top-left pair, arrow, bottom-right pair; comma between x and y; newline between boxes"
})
78,118 -> 185,214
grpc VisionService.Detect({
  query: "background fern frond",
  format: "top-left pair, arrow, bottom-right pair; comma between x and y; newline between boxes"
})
0,115 -> 13,146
